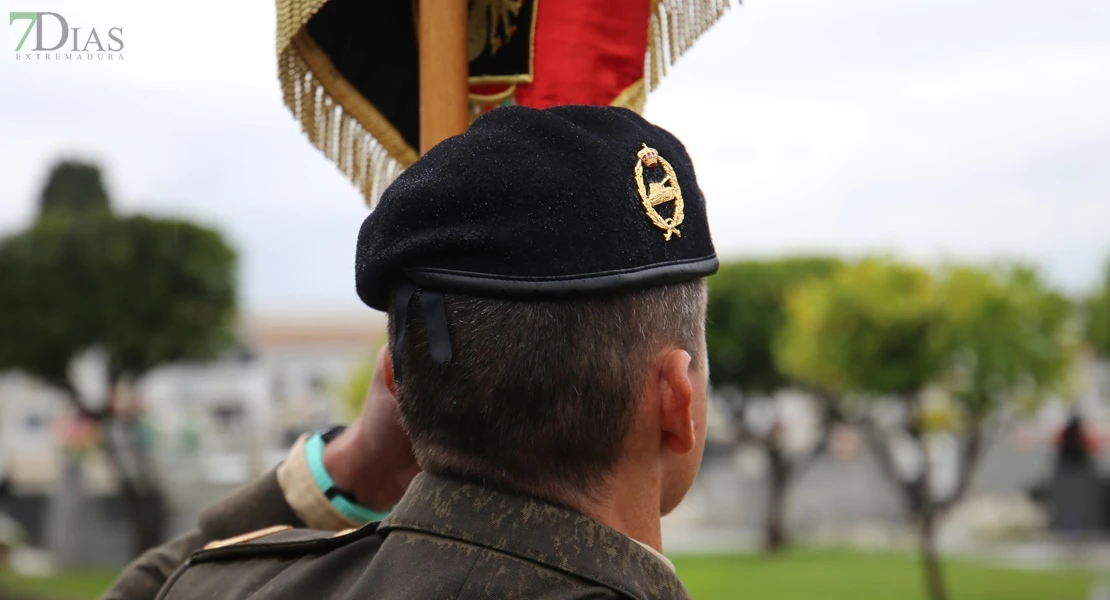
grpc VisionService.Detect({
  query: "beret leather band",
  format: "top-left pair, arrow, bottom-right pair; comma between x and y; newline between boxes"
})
402,256 -> 719,299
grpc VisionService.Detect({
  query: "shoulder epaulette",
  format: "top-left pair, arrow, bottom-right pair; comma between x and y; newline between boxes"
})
190,523 -> 381,564
203,525 -> 294,550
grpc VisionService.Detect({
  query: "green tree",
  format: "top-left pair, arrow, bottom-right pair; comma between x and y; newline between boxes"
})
938,265 -> 1075,419
777,259 -> 1074,600
708,258 -> 842,392
706,257 -> 841,552
37,160 -> 111,219
777,258 -> 945,398
0,165 -> 237,557
96,216 -> 238,378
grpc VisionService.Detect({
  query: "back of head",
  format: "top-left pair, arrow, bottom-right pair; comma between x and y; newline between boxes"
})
391,281 -> 706,502
357,105 -> 717,504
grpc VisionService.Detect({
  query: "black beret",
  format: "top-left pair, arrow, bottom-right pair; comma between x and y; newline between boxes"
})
355,105 -> 717,311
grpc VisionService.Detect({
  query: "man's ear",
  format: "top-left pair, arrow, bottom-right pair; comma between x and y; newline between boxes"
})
382,346 -> 398,397
658,348 -> 695,454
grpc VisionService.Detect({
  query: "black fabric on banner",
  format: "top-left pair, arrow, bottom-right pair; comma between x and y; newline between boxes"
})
307,0 -> 421,151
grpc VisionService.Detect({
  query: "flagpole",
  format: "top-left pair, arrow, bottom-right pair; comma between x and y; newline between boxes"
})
419,0 -> 470,154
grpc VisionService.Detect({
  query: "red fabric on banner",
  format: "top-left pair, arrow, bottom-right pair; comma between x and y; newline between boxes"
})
470,0 -> 650,109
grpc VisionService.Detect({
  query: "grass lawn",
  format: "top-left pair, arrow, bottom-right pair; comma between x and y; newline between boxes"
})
0,569 -> 116,600
674,549 -> 1098,600
0,550 -> 1097,600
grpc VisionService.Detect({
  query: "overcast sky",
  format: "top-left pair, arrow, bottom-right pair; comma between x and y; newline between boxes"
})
1,0 -> 1108,312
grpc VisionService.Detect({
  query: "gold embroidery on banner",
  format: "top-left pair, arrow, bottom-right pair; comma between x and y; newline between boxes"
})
466,0 -> 538,85
468,84 -> 518,106
634,144 -> 684,241
469,0 -> 522,59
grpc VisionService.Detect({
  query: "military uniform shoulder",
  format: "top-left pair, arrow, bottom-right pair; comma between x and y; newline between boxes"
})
156,524 -> 383,600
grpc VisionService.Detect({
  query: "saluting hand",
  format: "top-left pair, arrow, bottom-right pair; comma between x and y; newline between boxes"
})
323,346 -> 420,511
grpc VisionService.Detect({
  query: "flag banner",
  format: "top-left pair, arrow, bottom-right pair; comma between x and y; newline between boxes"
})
275,0 -> 733,205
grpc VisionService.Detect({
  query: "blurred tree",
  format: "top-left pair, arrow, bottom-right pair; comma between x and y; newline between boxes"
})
96,216 -> 238,377
708,258 -> 842,392
777,258 -> 945,398
706,257 -> 841,552
937,265 -> 1075,419
777,259 -> 1075,600
1086,260 -> 1110,358
0,169 -> 237,557
37,160 -> 112,218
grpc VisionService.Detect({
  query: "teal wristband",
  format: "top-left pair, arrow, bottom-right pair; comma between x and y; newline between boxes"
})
304,432 -> 392,523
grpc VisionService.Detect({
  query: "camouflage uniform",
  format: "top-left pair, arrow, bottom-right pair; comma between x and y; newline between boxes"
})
103,439 -> 689,600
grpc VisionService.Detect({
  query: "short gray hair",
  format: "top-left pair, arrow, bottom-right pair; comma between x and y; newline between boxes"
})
390,279 -> 707,502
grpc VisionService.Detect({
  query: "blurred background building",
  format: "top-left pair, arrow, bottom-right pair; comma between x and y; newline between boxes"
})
0,312 -> 382,567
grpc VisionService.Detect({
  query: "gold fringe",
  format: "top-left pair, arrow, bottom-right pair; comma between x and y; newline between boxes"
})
276,0 -> 417,208
645,0 -> 734,92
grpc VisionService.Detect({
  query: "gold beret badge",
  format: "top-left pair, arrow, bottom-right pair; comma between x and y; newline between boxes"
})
634,144 -> 684,241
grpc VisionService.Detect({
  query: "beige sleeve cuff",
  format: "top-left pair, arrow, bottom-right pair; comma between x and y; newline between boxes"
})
276,434 -> 363,531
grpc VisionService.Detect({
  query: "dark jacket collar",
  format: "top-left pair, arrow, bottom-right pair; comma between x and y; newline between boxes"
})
380,473 -> 690,600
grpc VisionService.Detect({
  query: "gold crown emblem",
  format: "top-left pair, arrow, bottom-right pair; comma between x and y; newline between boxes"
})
633,143 -> 684,241
637,144 -> 659,167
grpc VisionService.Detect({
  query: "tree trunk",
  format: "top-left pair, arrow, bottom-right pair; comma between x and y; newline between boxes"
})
117,477 -> 167,555
100,416 -> 167,558
59,380 -> 168,557
912,420 -> 948,600
867,421 -> 946,600
918,506 -> 950,600
763,446 -> 791,552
